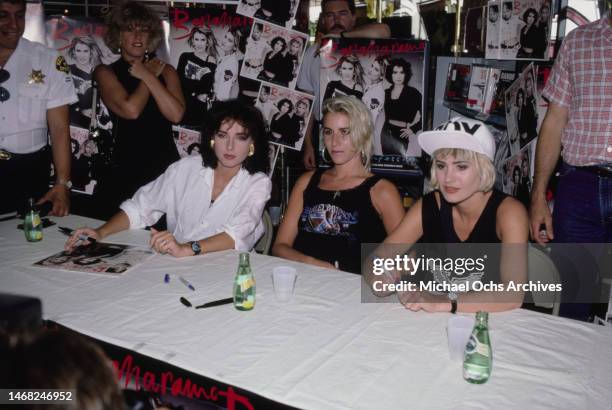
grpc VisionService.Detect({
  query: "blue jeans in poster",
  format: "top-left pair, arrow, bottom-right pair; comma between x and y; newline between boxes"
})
551,162 -> 612,320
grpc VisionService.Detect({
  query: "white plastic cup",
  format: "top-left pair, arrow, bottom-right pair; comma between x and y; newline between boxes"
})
447,315 -> 475,361
272,266 -> 297,302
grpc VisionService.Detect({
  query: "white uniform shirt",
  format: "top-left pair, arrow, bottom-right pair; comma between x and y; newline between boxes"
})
120,156 -> 272,251
0,38 -> 77,153
296,44 -> 320,120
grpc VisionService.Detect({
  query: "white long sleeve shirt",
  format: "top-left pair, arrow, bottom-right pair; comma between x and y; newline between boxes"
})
120,156 -> 272,251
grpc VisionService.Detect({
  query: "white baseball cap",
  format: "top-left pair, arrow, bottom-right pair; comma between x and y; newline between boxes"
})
418,116 -> 496,161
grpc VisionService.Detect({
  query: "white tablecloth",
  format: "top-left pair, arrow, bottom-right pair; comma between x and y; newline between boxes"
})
1,215 -> 611,409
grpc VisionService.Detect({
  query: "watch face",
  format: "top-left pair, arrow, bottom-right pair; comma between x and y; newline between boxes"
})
191,241 -> 201,254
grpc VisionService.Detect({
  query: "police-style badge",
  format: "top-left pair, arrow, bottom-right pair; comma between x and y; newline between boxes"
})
55,55 -> 69,74
28,69 -> 46,84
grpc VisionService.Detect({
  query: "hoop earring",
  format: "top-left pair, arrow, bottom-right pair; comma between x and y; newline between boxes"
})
210,140 -> 215,149
322,147 -> 332,164
248,144 -> 255,157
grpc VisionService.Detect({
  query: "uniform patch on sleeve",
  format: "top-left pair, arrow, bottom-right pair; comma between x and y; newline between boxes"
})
55,55 -> 69,73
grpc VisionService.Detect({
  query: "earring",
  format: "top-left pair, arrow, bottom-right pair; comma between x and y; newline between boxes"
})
210,140 -> 215,149
248,144 -> 255,157
360,150 -> 367,165
144,49 -> 150,61
321,147 -> 332,164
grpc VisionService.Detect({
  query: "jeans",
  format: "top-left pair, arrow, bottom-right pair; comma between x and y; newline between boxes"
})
552,162 -> 612,320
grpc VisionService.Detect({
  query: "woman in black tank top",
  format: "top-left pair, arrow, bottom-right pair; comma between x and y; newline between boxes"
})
367,117 -> 529,313
272,96 -> 405,274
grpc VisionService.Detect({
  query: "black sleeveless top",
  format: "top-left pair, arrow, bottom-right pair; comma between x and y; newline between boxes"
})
109,58 -> 180,200
417,189 -> 508,289
421,189 -> 507,243
293,170 -> 387,274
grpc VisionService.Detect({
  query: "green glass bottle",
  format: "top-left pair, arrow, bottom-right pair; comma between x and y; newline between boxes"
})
24,198 -> 43,242
463,311 -> 492,384
233,252 -> 255,311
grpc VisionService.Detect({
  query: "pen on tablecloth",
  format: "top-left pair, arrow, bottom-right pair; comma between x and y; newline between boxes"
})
164,273 -> 170,283
179,276 -> 195,291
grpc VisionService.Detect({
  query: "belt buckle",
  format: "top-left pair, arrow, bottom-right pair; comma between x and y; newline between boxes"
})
0,149 -> 11,160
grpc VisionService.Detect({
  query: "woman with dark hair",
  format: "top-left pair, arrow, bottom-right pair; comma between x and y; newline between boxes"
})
94,1 -> 185,218
517,8 -> 540,58
323,54 -> 365,101
67,36 -> 103,128
258,36 -> 292,86
66,100 -> 272,257
269,98 -> 298,145
177,26 -> 218,127
381,58 -> 422,157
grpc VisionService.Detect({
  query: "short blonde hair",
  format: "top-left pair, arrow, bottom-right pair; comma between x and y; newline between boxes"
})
104,1 -> 163,53
430,148 -> 496,192
322,95 -> 373,170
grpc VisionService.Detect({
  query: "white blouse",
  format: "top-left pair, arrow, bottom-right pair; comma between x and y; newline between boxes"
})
120,156 -> 272,251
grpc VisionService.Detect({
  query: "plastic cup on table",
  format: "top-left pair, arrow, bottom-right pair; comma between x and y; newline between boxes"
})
272,266 -> 297,303
447,315 -> 475,361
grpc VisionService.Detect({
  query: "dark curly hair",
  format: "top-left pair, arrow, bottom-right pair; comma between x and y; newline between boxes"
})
276,98 -> 294,112
200,99 -> 270,175
385,58 -> 413,84
104,1 -> 163,53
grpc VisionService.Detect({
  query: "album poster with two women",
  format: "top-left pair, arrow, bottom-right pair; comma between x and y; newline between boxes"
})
319,38 -> 428,173
45,16 -> 119,194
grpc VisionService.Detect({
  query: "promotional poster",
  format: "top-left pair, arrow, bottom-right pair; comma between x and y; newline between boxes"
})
504,63 -> 539,152
319,38 -> 428,172
236,0 -> 298,29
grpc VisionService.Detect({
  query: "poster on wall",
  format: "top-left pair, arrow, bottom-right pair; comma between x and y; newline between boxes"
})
504,63 -> 538,153
240,19 -> 308,90
485,0 -> 553,60
500,145 -> 532,207
45,16 -> 119,194
256,83 -> 314,151
319,38 -> 428,173
236,0 -> 298,29
169,6 -> 253,129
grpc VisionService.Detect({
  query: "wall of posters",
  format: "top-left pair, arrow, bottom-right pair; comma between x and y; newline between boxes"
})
485,0 -> 553,60
319,39 -> 428,172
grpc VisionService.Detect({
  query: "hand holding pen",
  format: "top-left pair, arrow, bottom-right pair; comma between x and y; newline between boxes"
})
62,227 -> 101,251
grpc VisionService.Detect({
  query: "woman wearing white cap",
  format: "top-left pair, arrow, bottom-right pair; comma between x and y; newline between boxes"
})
369,117 -> 528,313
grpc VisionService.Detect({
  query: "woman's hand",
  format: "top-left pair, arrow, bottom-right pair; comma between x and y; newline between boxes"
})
400,127 -> 415,139
128,59 -> 152,80
150,228 -> 192,258
398,290 -> 451,313
65,227 -> 101,251
145,58 -> 166,77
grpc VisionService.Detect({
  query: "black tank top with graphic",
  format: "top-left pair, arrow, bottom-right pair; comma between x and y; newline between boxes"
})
293,169 -> 387,274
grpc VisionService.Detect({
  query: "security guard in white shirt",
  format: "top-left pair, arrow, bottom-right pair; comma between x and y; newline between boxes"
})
0,0 -> 77,215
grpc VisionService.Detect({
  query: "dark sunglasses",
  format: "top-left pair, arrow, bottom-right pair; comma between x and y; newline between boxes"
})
0,68 -> 9,103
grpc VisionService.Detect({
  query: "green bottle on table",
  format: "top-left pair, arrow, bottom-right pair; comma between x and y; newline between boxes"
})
463,311 -> 492,384
233,252 -> 255,311
24,198 -> 42,242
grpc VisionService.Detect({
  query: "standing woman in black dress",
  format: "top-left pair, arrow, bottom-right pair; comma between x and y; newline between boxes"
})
94,1 -> 185,218
380,58 -> 422,157
517,8 -> 540,58
177,27 -> 217,127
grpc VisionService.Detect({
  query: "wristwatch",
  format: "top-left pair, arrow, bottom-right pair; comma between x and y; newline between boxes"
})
448,292 -> 458,314
56,179 -> 72,189
190,241 -> 202,255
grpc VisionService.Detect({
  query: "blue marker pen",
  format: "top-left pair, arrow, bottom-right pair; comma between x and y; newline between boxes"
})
179,276 -> 195,291
164,273 -> 170,283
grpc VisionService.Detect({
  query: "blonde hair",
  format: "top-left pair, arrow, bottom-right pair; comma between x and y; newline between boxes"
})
104,1 -> 163,53
322,95 -> 373,170
430,148 -> 496,192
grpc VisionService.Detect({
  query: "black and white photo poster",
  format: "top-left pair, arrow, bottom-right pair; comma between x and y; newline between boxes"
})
319,39 -> 428,172
240,19 -> 307,90
257,84 -> 314,151
236,0 -> 298,29
505,63 -> 538,152
169,6 -> 253,128
485,0 -> 552,60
